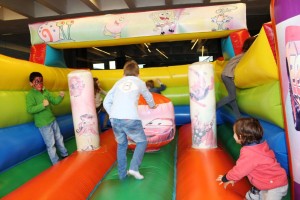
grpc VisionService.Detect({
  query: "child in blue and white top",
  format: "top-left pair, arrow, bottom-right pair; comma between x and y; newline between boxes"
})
103,60 -> 157,180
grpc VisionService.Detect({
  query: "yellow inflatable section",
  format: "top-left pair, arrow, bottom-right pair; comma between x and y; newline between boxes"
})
0,55 -> 73,128
234,27 -> 279,88
0,54 -> 190,128
92,65 -> 190,105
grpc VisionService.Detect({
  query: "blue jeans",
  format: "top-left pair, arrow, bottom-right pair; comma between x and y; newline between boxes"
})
39,120 -> 68,165
111,118 -> 147,179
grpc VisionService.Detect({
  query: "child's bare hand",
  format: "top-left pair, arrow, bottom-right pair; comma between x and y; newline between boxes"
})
43,99 -> 49,107
216,175 -> 234,189
156,79 -> 162,85
216,175 -> 223,184
223,181 -> 234,189
59,91 -> 65,97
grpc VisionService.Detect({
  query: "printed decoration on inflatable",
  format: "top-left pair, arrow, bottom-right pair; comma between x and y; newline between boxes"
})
68,70 -> 100,151
128,93 -> 175,152
188,62 -> 217,149
285,26 -> 300,131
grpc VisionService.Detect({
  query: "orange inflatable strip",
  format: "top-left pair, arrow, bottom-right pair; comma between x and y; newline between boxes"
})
176,124 -> 251,199
138,92 -> 171,105
3,130 -> 117,200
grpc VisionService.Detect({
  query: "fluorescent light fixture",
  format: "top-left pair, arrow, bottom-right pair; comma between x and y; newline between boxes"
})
191,39 -> 198,50
144,43 -> 151,52
156,48 -> 168,59
92,47 -> 111,55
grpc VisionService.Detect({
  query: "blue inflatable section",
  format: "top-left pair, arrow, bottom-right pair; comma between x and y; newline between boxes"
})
0,114 -> 74,173
45,45 -> 67,68
221,37 -> 235,60
217,106 -> 289,175
0,105 -> 189,173
174,105 -> 191,126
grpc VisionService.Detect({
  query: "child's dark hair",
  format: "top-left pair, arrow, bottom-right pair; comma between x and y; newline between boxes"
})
123,60 -> 139,76
242,36 -> 256,52
93,77 -> 100,94
234,117 -> 263,145
29,72 -> 43,82
146,80 -> 154,89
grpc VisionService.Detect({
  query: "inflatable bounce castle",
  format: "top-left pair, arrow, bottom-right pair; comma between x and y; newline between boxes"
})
0,1 -> 299,200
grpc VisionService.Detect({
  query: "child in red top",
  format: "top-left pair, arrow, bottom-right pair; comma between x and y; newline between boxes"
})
216,117 -> 288,200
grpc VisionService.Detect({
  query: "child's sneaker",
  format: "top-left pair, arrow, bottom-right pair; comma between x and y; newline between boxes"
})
246,186 -> 260,200
127,170 -> 144,180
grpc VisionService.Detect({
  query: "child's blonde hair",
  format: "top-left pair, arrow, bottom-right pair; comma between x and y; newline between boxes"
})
123,60 -> 139,76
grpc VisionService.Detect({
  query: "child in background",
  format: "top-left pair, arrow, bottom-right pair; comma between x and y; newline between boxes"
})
93,77 -> 109,129
26,72 -> 68,165
103,60 -> 157,180
146,79 -> 166,94
216,117 -> 288,200
216,37 -> 256,118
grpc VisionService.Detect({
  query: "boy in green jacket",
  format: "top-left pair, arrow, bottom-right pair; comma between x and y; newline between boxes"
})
26,72 -> 68,165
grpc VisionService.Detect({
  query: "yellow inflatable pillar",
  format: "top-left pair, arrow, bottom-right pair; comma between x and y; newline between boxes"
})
68,70 -> 100,151
188,62 -> 217,149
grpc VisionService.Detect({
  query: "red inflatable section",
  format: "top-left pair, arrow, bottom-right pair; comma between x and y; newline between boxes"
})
29,44 -> 46,64
3,130 -> 117,200
230,29 -> 250,55
128,93 -> 175,152
176,124 -> 251,199
263,22 -> 277,60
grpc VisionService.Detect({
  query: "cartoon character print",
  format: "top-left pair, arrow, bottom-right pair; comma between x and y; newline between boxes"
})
143,118 -> 175,140
189,68 -> 214,107
200,118 -> 216,147
69,76 -> 85,97
103,16 -> 128,38
211,6 -> 237,31
150,10 -> 177,35
38,20 -> 74,42
76,114 -> 98,151
285,26 -> 300,131
192,114 -> 216,147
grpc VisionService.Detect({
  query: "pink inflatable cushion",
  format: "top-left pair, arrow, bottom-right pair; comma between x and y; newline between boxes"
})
128,93 -> 176,152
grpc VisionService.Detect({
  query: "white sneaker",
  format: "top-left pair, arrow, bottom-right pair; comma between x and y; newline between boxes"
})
127,170 -> 144,180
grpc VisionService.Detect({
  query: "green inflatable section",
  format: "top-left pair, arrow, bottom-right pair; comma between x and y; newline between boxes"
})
0,91 -> 71,127
217,124 -> 241,160
0,138 -> 77,197
162,86 -> 190,105
237,81 -> 283,128
89,134 -> 177,200
216,78 -> 283,128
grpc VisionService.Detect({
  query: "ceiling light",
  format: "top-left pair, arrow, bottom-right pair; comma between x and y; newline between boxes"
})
144,43 -> 151,53
156,48 -> 168,59
92,47 -> 111,55
191,39 -> 199,50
